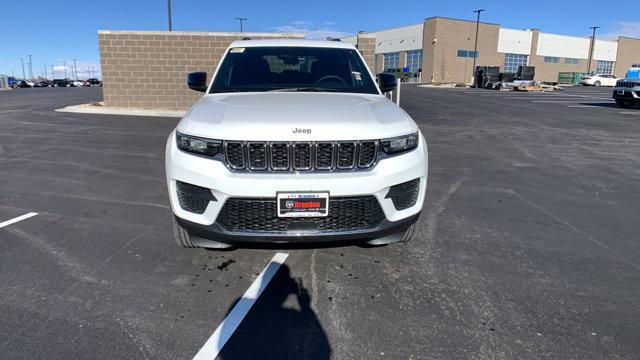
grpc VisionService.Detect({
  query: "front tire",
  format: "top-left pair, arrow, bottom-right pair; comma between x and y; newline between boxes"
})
593,81 -> 601,87
400,223 -> 416,243
171,216 -> 197,248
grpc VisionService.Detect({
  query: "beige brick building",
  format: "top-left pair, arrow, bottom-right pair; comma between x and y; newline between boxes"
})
98,30 -> 304,110
345,16 -> 640,84
98,30 -> 378,110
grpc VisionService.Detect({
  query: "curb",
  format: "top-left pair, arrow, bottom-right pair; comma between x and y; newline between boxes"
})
55,104 -> 186,118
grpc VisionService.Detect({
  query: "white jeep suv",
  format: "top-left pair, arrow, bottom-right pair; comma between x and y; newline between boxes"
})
165,39 -> 428,249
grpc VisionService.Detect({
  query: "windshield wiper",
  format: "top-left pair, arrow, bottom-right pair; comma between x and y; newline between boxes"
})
268,87 -> 338,92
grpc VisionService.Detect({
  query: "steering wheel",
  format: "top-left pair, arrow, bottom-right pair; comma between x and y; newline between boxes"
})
316,75 -> 346,84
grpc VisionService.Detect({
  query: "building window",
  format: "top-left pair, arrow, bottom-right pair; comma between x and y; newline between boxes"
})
596,60 -> 614,75
457,50 -> 478,58
383,52 -> 400,71
406,50 -> 423,73
564,58 -> 580,65
503,53 -> 528,73
544,56 -> 560,63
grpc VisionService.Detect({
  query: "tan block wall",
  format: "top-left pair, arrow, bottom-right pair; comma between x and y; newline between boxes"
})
530,56 -> 590,82
422,17 -> 501,83
614,37 -> 640,78
375,54 -> 384,73
356,33 -> 376,75
98,30 -> 304,110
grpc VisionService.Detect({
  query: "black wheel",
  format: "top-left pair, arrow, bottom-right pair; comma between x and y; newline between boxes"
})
400,223 -> 416,243
171,216 -> 197,248
615,99 -> 633,108
593,80 -> 601,87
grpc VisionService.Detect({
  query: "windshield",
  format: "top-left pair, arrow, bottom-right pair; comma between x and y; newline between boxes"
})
209,46 -> 379,94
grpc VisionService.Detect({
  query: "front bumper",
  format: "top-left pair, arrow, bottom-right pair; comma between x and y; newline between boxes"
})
165,130 -> 428,243
612,87 -> 640,101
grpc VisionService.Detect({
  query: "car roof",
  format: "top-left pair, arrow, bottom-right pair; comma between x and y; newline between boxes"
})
227,38 -> 357,50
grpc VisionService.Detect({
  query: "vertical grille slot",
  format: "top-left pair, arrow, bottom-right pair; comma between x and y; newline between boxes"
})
316,142 -> 334,170
337,142 -> 356,169
358,141 -> 377,168
225,142 -> 244,169
293,142 -> 312,170
247,142 -> 267,170
222,140 -> 382,172
270,143 -> 290,171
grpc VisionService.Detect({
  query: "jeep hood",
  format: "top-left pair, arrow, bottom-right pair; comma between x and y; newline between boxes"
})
179,92 -> 417,141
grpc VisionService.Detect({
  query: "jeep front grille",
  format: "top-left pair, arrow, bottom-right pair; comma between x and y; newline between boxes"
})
617,81 -> 639,88
216,196 -> 385,233
223,141 -> 378,172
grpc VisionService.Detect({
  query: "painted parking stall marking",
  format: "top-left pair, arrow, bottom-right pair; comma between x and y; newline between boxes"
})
0,212 -> 38,229
192,252 -> 289,360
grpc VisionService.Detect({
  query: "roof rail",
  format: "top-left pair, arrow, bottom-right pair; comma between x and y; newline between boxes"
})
326,37 -> 341,41
242,37 -> 252,40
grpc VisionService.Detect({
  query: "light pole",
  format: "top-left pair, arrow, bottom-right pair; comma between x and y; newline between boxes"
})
463,36 -> 471,84
20,58 -> 25,79
235,17 -> 247,32
51,65 -> 54,80
167,0 -> 172,31
587,26 -> 600,74
44,63 -> 47,80
63,61 -> 67,78
73,59 -> 78,80
28,55 -> 33,80
472,9 -> 484,82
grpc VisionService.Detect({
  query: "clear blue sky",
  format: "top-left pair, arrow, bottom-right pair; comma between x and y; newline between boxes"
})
2,0 -> 639,79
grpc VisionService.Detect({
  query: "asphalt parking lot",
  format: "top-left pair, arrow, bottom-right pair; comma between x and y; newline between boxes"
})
1,85 -> 639,359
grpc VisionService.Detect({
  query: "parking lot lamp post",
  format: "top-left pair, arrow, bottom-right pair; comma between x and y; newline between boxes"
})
587,26 -> 600,74
63,61 -> 67,79
167,0 -> 172,31
235,17 -> 247,32
51,65 -> 54,79
472,9 -> 484,77
20,58 -> 25,79
28,55 -> 33,80
44,63 -> 47,80
73,59 -> 78,80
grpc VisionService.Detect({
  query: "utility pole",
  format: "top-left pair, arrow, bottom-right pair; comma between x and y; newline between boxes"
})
472,9 -> 484,77
587,26 -> 600,74
73,59 -> 78,80
28,55 -> 33,80
51,65 -> 54,79
20,58 -> 25,79
44,63 -> 47,79
63,61 -> 67,78
235,17 -> 247,32
167,0 -> 172,31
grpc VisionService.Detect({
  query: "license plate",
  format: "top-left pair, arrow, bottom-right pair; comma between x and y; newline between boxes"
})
277,192 -> 329,218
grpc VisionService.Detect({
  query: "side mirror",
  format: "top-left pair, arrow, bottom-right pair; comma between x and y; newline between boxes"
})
377,73 -> 397,93
187,72 -> 207,92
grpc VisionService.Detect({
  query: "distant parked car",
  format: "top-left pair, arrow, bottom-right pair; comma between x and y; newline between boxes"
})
612,78 -> 640,108
580,74 -> 620,87
12,80 -> 33,88
52,79 -> 71,87
72,80 -> 85,87
34,81 -> 53,88
86,78 -> 102,86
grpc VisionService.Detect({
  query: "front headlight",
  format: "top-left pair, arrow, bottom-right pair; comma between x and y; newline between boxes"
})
176,131 -> 222,157
380,132 -> 419,155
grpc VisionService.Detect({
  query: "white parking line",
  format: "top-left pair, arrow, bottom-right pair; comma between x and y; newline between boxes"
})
0,212 -> 38,228
620,111 -> 640,115
192,252 -> 289,360
531,100 -> 613,104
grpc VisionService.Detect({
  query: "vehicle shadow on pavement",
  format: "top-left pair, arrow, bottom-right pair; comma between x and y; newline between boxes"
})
217,265 -> 331,359
578,102 -> 626,109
